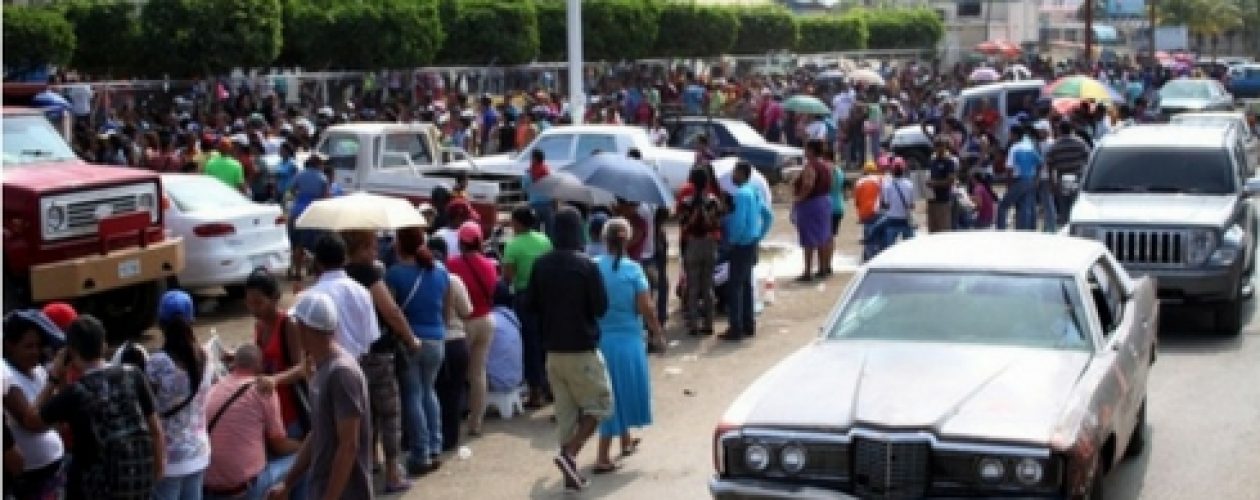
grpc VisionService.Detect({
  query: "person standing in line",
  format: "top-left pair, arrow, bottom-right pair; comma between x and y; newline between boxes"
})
791,139 -> 835,282
996,125 -> 1041,231
305,234 -> 382,361
268,292 -> 374,500
501,207 -> 553,409
826,155 -> 846,267
147,290 -> 213,500
526,208 -> 611,491
852,161 -> 884,261
1,311 -> 65,500
590,218 -> 665,474
880,161 -> 917,248
723,161 -> 774,341
677,168 -> 723,336
443,222 -> 498,438
430,237 -> 474,449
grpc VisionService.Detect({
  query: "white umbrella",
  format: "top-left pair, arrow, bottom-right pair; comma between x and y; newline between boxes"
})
849,69 -> 886,86
530,171 -> 617,206
295,192 -> 427,230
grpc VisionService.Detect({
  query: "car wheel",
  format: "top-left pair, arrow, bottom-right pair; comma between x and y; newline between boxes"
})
83,279 -> 166,344
1213,298 -> 1243,335
1124,399 -> 1148,459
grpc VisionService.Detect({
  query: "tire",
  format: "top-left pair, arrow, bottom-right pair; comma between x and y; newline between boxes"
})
1124,399 -> 1148,459
83,279 -> 166,343
1213,298 -> 1243,336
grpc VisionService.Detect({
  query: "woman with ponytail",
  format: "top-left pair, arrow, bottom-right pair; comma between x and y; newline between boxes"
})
385,227 -> 451,475
147,290 -> 212,500
590,218 -> 665,474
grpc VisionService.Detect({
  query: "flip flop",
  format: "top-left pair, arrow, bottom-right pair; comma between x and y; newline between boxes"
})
621,437 -> 642,456
384,479 -> 413,494
592,462 -> 621,474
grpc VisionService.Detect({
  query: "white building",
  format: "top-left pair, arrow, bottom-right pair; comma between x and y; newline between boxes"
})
932,0 -> 1043,65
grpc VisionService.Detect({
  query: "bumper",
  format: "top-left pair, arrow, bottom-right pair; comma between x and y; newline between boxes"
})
710,478 -> 855,500
30,238 -> 184,301
1131,266 -> 1241,303
179,246 -> 291,289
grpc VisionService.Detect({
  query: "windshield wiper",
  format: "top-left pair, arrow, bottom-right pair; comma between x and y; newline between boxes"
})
1144,185 -> 1199,193
19,149 -> 54,157
1087,185 -> 1144,193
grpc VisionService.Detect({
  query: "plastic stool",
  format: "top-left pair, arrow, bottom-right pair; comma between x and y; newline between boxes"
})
486,388 -> 523,419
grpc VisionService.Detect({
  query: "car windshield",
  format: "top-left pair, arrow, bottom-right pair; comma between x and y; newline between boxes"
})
828,271 -> 1092,350
2,115 -> 80,166
1082,148 -> 1234,194
724,121 -> 767,145
1170,115 -> 1238,128
318,133 -> 360,171
165,177 -> 253,212
1160,80 -> 1211,100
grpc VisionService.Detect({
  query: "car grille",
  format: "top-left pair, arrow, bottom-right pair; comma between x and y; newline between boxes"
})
1101,228 -> 1186,267
66,195 -> 138,231
852,438 -> 930,499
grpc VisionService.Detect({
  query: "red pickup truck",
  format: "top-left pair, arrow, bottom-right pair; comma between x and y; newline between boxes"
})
3,108 -> 184,338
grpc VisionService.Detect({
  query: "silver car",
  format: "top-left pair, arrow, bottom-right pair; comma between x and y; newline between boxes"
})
710,232 -> 1157,499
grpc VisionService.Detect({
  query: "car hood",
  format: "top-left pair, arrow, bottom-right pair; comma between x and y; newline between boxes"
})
4,161 -> 158,193
724,341 -> 1092,445
1070,193 -> 1235,226
1157,97 -> 1211,110
445,153 -> 518,175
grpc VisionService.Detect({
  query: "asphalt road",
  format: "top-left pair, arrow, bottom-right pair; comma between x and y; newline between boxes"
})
188,200 -> 1260,500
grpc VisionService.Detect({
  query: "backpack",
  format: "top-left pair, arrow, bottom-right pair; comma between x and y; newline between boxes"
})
74,365 -> 156,499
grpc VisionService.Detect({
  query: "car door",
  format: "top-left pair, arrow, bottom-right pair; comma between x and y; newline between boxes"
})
1086,257 -> 1151,464
525,133 -> 577,170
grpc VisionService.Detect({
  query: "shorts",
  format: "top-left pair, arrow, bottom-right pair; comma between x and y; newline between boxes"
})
831,213 -> 843,235
545,351 -> 613,445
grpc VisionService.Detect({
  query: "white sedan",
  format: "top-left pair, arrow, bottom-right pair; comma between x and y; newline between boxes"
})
161,174 -> 291,294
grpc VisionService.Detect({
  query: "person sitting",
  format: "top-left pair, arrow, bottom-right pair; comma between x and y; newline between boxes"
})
488,283 -> 524,396
203,344 -> 303,500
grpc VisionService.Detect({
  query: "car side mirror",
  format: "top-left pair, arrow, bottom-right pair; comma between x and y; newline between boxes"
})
1245,177 -> 1260,196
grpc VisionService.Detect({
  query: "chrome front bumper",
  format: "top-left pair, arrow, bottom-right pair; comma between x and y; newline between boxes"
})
710,477 -> 855,500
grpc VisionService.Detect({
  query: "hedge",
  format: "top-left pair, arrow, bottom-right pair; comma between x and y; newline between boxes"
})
140,0 -> 283,77
796,14 -> 869,53
287,0 -> 442,69
536,0 -> 567,62
731,5 -> 799,55
438,0 -> 540,65
858,8 -> 944,50
60,1 -> 140,78
653,2 -> 740,58
3,6 -> 76,74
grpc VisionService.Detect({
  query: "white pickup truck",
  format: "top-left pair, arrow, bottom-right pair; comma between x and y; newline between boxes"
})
314,122 -> 523,226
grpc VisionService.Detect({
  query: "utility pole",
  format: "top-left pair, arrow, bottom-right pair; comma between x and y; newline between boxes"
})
567,0 -> 585,125
1084,0 -> 1095,69
1147,0 -> 1157,64
984,0 -> 994,41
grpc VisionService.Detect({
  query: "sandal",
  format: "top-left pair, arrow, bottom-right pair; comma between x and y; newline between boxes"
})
384,479 -> 413,494
621,437 -> 642,456
592,462 -> 621,474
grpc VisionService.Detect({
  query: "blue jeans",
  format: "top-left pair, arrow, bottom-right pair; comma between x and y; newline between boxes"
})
996,177 -> 1037,230
726,244 -> 757,336
1038,179 -> 1058,233
861,215 -> 885,261
153,470 -> 205,500
399,340 -> 445,467
882,217 -> 915,247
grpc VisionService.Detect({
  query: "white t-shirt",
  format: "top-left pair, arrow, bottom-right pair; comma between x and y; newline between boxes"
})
881,177 -> 916,219
831,90 -> 855,123
66,85 -> 93,117
2,363 -> 65,470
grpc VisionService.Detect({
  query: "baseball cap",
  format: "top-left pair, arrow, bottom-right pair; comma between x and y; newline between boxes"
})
3,310 -> 65,348
289,290 -> 339,333
41,302 -> 77,331
158,290 -> 195,323
457,221 -> 483,244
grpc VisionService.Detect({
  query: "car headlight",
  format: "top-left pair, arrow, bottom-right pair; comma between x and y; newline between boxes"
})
779,444 -> 806,474
977,457 -> 1006,483
1014,457 -> 1045,485
1210,224 -> 1244,266
744,443 -> 770,472
1187,228 -> 1219,265
45,204 -> 67,232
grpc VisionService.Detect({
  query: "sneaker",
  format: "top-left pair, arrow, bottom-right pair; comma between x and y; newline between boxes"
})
553,452 -> 586,490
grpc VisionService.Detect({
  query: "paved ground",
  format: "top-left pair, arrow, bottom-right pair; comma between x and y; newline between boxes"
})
187,197 -> 1260,500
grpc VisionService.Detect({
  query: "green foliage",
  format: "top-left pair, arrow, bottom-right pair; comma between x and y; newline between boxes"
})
535,0 -> 567,61
859,8 -> 943,49
287,0 -> 443,69
653,3 -> 740,57
3,6 -> 76,73
438,0 -> 540,65
59,1 -> 140,78
139,0 -> 283,77
583,0 -> 658,61
796,14 -> 868,53
731,5 -> 799,54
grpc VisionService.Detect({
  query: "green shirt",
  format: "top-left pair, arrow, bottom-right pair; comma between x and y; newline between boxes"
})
503,230 -> 553,291
831,166 -> 846,215
204,152 -> 245,190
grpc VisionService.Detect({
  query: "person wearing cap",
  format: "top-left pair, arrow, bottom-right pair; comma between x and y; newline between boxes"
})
204,138 -> 248,195
853,159 -> 885,261
2,311 -> 66,499
287,153 -> 331,280
443,221 -> 499,438
269,291 -> 373,500
502,206 -> 553,408
146,290 -> 213,500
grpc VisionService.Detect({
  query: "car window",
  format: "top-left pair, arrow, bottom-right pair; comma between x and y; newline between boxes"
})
528,134 -> 575,164
381,133 -> 433,168
1160,80 -> 1210,100
1005,88 -> 1040,116
318,133 -> 360,171
1246,68 -> 1260,79
676,125 -> 712,149
1082,147 -> 1235,195
724,121 -> 768,145
575,134 -> 619,159
828,271 -> 1092,350
165,177 -> 252,212
960,92 -> 998,118
1088,261 -> 1125,335
2,114 -> 80,166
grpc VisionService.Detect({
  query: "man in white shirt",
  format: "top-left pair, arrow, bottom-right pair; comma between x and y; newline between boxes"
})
878,162 -> 916,248
306,234 -> 381,358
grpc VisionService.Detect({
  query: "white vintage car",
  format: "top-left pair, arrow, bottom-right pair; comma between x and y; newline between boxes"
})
711,232 -> 1158,499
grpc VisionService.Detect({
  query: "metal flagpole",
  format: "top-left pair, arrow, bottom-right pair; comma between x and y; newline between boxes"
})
567,0 -> 586,125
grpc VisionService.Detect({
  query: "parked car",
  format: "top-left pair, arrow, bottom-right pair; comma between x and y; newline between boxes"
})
1226,63 -> 1260,99
711,232 -> 1157,499
1156,78 -> 1235,120
664,117 -> 802,184
889,79 -> 1045,171
3,108 -> 184,336
1067,125 -> 1257,333
1169,111 -> 1258,176
161,174 -> 290,296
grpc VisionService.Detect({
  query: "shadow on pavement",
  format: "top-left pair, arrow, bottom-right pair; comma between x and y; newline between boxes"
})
1105,424 -> 1153,500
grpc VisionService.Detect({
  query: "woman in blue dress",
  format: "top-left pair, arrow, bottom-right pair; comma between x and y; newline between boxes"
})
591,217 -> 665,473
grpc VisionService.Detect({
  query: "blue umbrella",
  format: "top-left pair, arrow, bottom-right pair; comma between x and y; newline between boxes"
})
563,153 -> 674,208
33,90 -> 71,111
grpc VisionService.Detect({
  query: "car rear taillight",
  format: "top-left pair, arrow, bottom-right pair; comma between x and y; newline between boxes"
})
193,223 -> 236,237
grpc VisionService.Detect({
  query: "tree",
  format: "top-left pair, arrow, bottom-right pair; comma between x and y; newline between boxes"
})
583,0 -> 658,61
731,5 -> 799,55
796,14 -> 868,53
3,6 -> 76,75
60,1 -> 141,78
535,0 -> 567,61
139,0 -> 283,77
653,3 -> 740,57
438,0 -> 540,65
287,0 -> 443,69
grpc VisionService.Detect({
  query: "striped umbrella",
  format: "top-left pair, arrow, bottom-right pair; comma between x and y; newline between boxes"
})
1043,75 -> 1125,102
